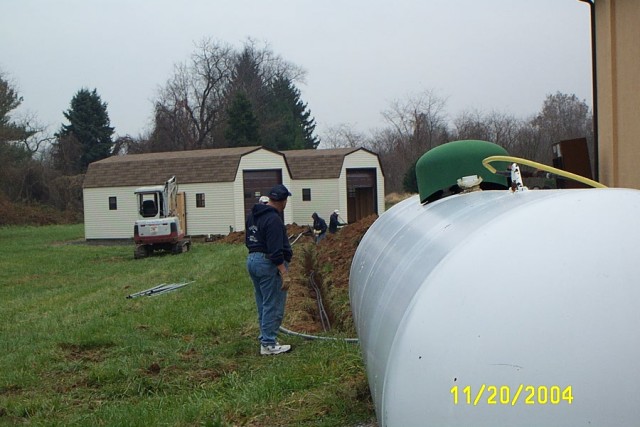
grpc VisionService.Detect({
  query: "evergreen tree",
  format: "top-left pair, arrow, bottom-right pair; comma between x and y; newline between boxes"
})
402,160 -> 419,193
263,77 -> 319,150
0,73 -> 36,201
224,91 -> 260,147
0,74 -> 32,144
229,47 -> 269,112
221,46 -> 267,148
54,88 -> 114,173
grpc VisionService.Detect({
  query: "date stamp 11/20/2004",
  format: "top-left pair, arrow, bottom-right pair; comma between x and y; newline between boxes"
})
450,385 -> 574,406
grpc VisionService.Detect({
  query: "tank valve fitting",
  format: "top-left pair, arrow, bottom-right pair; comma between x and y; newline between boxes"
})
457,175 -> 483,193
510,163 -> 528,192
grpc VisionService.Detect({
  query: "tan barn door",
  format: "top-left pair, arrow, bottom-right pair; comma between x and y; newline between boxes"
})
176,192 -> 187,235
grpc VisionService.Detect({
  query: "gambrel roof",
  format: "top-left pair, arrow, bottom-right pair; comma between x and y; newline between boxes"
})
84,146 -> 271,188
282,147 -> 382,179
83,146 -> 382,188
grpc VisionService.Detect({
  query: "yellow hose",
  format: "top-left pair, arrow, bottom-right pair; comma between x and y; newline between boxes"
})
482,155 -> 607,189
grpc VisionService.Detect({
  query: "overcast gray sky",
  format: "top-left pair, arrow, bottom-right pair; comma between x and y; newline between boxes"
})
1,0 -> 592,141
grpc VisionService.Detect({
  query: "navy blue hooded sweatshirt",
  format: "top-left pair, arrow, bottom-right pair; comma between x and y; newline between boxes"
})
245,203 -> 292,266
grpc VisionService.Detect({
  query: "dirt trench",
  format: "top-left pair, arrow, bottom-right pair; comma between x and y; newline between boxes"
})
216,215 -> 378,334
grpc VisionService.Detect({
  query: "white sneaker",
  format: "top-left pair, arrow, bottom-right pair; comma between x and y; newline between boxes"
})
260,343 -> 291,355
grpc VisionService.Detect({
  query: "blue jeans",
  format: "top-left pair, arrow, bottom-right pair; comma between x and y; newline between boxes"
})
246,252 -> 288,346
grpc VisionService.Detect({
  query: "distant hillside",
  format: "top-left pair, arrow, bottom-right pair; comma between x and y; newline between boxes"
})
0,195 -> 82,226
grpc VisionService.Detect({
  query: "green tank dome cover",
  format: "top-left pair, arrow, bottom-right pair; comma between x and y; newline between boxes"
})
416,140 -> 509,203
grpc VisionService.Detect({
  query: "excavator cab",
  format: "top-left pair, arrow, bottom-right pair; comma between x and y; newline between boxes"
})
133,177 -> 190,259
141,198 -> 158,217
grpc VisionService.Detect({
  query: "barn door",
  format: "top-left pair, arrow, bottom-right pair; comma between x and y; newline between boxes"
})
243,169 -> 282,220
346,168 -> 377,223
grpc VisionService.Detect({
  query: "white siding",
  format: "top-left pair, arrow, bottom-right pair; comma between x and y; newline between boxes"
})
84,183 -> 235,239
289,178 -> 340,226
233,150 -> 292,231
180,182 -> 235,235
341,150 -> 386,216
83,148 -> 384,239
83,186 -> 140,239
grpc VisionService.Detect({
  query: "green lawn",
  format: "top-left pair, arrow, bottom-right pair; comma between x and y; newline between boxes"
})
0,225 -> 374,426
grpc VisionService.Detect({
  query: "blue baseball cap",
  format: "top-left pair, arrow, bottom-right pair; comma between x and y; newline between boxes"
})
268,184 -> 292,201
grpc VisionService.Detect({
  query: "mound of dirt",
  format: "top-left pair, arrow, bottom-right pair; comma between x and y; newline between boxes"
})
218,230 -> 245,244
295,215 -> 377,334
217,223 -> 314,245
314,215 -> 377,289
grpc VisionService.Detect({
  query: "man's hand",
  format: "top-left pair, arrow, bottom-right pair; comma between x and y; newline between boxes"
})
278,264 -> 287,276
281,274 -> 291,291
278,264 -> 290,290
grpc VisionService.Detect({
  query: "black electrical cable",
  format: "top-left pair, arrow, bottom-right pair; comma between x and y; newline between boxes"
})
309,271 -> 331,331
284,226 -> 358,342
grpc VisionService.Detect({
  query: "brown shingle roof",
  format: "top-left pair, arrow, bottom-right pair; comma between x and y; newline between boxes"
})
83,146 -> 381,189
83,146 -> 264,188
282,147 -> 361,179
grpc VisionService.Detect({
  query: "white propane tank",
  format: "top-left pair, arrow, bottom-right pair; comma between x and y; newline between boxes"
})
349,188 -> 640,427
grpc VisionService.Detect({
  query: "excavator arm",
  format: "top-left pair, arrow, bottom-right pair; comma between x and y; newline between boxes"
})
163,176 -> 178,217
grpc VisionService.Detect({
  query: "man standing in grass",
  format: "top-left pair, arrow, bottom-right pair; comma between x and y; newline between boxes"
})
245,184 -> 293,355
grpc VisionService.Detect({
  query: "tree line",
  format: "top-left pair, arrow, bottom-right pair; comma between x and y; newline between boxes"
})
0,39 -> 320,221
115,39 -> 319,157
323,90 -> 593,193
0,38 -> 593,223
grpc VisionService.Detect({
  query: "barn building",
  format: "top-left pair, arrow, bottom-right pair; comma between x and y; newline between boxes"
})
282,148 -> 384,225
82,146 -> 384,240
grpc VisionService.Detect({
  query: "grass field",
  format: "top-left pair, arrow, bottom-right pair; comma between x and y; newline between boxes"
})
0,225 -> 375,426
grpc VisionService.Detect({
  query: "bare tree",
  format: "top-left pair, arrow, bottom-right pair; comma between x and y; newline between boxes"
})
17,114 -> 55,157
152,39 -> 236,150
382,90 -> 449,161
320,123 -> 368,149
510,119 -> 546,163
368,128 -> 405,193
0,72 -> 58,204
530,92 -> 593,166
453,109 -> 523,153
453,109 -> 489,141
149,38 -> 308,152
244,38 -> 305,84
377,90 -> 449,192
452,93 -> 593,168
